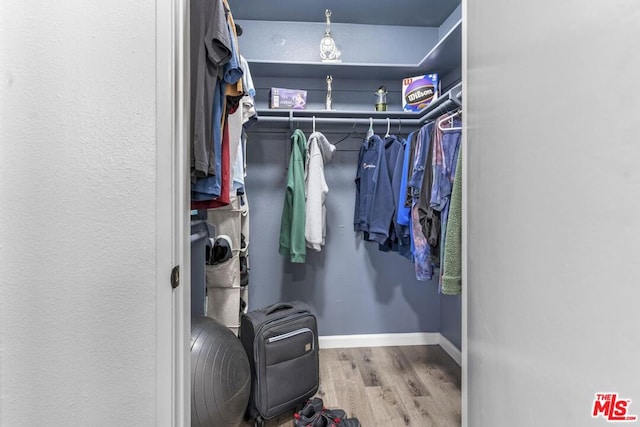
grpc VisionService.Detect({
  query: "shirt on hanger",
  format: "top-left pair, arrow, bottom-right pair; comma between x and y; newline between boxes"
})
189,0 -> 232,177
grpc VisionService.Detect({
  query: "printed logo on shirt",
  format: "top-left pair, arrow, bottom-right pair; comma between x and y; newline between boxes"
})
592,393 -> 637,422
363,163 -> 376,169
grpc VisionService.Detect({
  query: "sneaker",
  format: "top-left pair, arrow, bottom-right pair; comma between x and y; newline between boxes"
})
209,235 -> 232,265
322,408 -> 347,423
293,398 -> 324,427
318,414 -> 360,427
293,399 -> 353,427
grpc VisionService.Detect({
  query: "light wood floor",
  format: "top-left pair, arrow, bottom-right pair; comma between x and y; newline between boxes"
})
242,345 -> 461,427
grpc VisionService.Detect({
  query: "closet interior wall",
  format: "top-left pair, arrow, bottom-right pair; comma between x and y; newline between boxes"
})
245,126 -> 442,337
234,1 -> 462,346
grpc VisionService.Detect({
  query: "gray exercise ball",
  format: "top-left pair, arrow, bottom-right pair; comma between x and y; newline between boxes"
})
191,316 -> 251,427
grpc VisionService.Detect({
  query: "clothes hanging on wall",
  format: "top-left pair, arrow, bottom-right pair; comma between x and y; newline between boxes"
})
395,132 -> 417,261
354,134 -> 395,244
417,120 -> 440,268
190,0 -> 257,210
431,117 -> 462,290
353,110 -> 463,294
189,0 -> 258,327
442,150 -> 462,295
378,135 -> 404,253
235,56 -> 258,194
189,0 -> 232,179
279,129 -> 307,263
408,124 -> 435,281
305,132 -> 336,252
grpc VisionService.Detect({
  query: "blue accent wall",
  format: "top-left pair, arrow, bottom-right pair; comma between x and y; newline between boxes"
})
244,129 -> 442,336
236,20 -> 438,65
440,294 -> 462,349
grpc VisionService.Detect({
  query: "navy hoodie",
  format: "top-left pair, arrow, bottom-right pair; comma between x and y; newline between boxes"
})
354,135 -> 395,244
378,135 -> 404,252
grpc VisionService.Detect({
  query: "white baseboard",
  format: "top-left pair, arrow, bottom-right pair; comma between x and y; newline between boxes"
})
438,335 -> 462,366
319,332 -> 440,349
318,332 -> 462,366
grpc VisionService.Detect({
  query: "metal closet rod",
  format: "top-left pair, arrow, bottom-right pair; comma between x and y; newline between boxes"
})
256,95 -> 462,128
258,100 -> 462,125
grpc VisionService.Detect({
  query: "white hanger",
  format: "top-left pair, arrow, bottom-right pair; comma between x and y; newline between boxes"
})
384,117 -> 391,138
438,110 -> 463,132
367,117 -> 375,139
312,116 -> 316,133
366,117 -> 374,139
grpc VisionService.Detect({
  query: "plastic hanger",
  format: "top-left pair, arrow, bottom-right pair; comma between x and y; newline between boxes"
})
312,116 -> 316,133
384,117 -> 391,138
366,117 -> 374,139
438,110 -> 463,132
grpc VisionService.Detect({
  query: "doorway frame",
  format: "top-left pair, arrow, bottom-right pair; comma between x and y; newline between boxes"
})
461,0 -> 469,426
156,0 -> 190,425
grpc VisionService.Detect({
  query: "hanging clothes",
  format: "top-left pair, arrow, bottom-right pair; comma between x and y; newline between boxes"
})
191,115 -> 232,209
418,122 -> 441,267
189,0 -> 232,178
408,124 -> 435,281
191,2 -> 243,209
191,80 -> 225,209
203,16 -> 243,206
305,132 -> 336,252
223,13 -> 244,111
279,129 -> 307,263
430,117 -> 462,289
240,55 -> 256,98
442,150 -> 463,295
236,55 -> 258,194
395,131 -> 418,261
378,135 -> 404,253
227,101 -> 245,196
354,134 -> 394,245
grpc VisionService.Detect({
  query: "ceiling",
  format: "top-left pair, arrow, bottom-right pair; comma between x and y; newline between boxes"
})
228,0 -> 461,27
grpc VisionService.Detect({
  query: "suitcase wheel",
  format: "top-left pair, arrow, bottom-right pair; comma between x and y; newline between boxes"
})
254,416 -> 264,427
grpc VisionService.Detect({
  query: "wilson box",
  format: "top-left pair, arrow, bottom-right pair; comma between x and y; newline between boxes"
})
402,74 -> 439,112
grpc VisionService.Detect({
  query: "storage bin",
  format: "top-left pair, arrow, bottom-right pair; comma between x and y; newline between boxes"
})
190,220 -> 210,316
207,204 -> 242,251
206,286 -> 241,327
206,253 -> 240,288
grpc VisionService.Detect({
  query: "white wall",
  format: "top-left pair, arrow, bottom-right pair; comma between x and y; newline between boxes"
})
0,1 -> 167,425
465,1 -> 640,426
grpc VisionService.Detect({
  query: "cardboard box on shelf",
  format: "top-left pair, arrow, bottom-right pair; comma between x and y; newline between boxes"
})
402,74 -> 439,112
269,87 -> 308,109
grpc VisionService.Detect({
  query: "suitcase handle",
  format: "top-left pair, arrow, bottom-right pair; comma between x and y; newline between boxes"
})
265,302 -> 295,315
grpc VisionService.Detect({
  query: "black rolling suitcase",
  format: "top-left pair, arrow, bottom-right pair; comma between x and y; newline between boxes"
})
240,301 -> 319,427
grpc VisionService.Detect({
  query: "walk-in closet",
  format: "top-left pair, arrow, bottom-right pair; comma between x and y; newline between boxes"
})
6,0 -> 640,426
190,1 -> 464,426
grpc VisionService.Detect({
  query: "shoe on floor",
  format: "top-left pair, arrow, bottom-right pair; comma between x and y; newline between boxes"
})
293,397 -> 324,427
318,413 -> 360,427
322,408 -> 347,422
342,418 -> 361,427
294,398 -> 354,427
